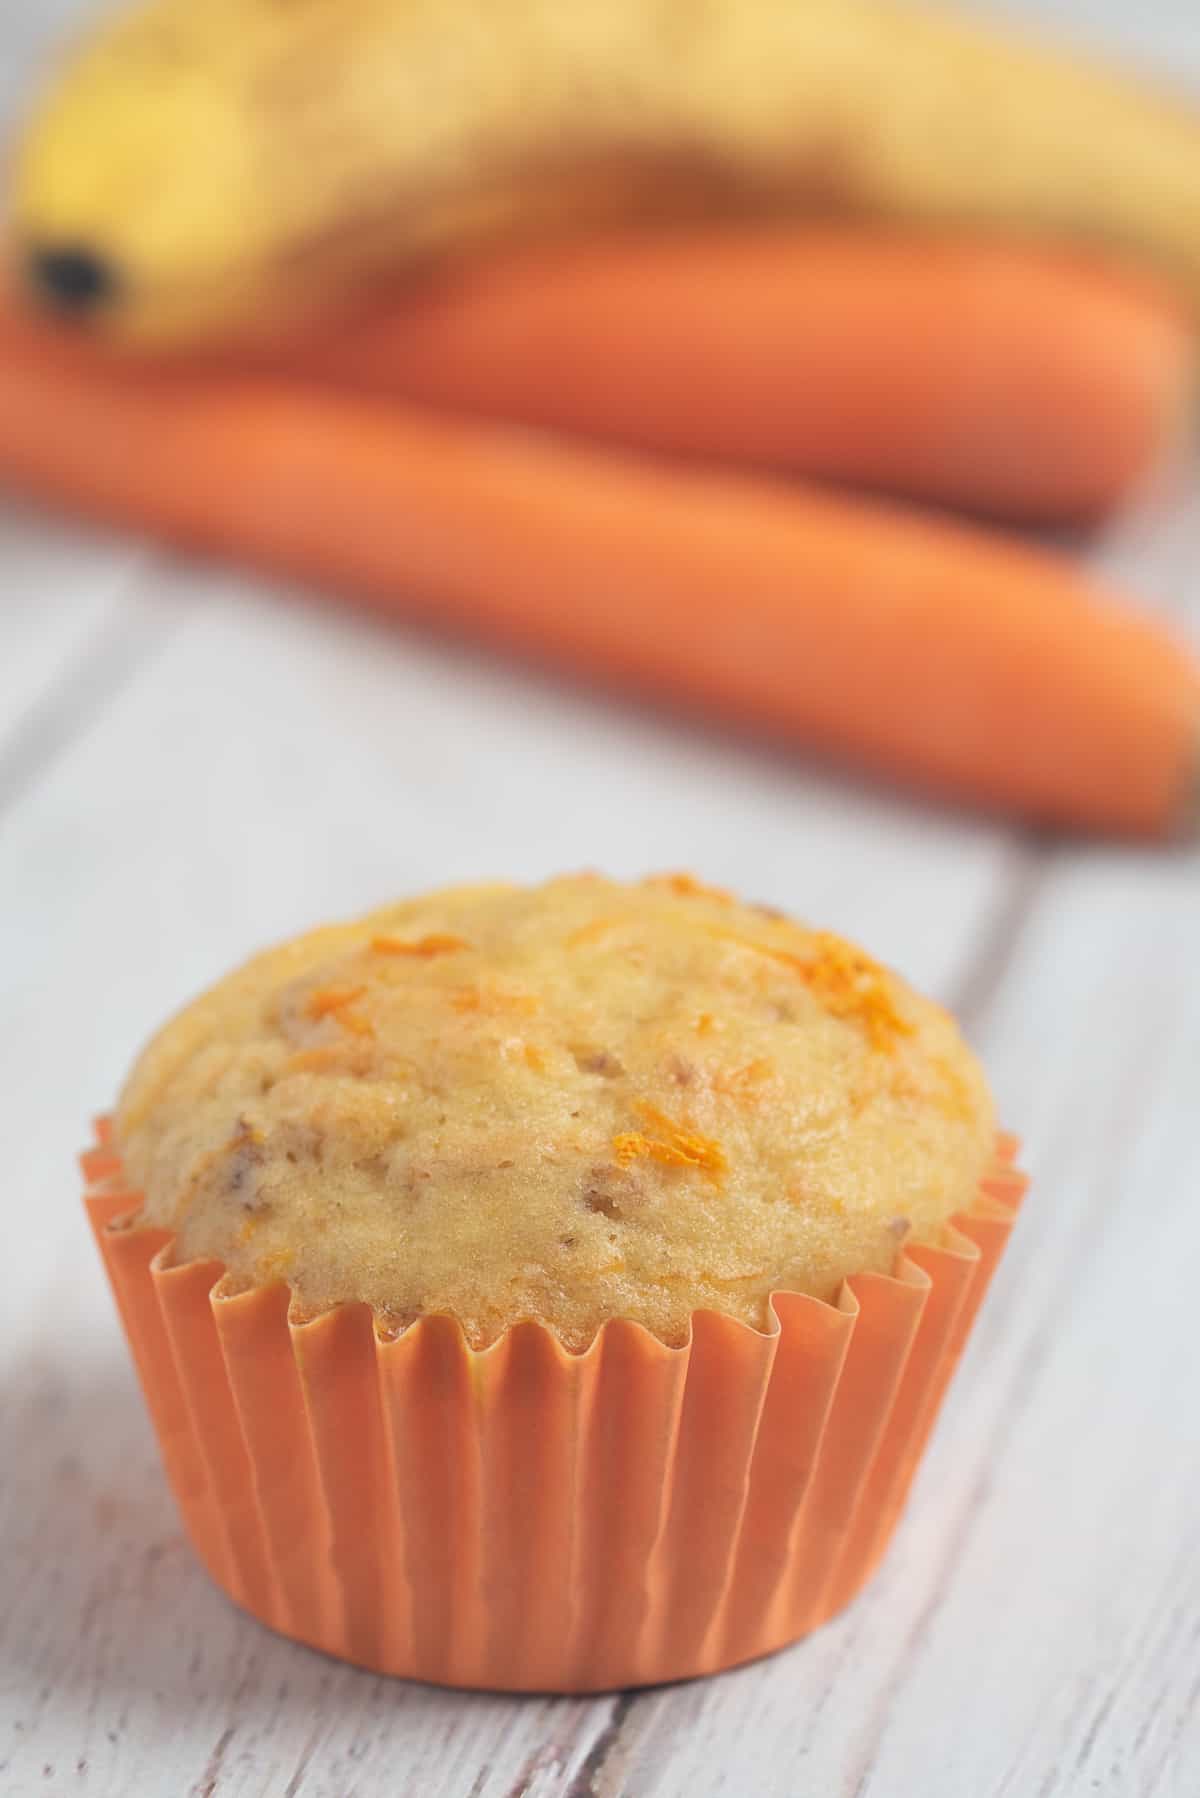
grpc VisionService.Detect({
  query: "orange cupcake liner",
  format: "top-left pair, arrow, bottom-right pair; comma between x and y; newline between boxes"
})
81,1120 -> 1026,1692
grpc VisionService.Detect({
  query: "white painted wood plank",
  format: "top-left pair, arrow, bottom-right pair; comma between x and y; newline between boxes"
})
0,553 -> 1025,1255
0,506 -> 175,812
0,504 -> 135,719
590,485 -> 1200,1798
4,1334 -> 611,1798
1,2 -> 1198,1793
3,478 -> 1195,1793
0,552 -> 1022,1797
612,838 -> 1200,1798
0,375 -> 1195,1798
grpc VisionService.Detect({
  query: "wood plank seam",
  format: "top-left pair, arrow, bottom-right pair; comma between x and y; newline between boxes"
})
567,843 -> 1057,1794
563,1694 -> 638,1798
950,844 -> 1055,1030
0,561 -> 179,820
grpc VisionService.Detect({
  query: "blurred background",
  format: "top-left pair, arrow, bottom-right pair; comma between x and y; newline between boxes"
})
2,3 -> 1199,1795
3,0 -> 1198,1030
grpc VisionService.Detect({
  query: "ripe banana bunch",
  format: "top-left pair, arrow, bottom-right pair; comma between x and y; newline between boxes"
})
12,0 -> 1200,345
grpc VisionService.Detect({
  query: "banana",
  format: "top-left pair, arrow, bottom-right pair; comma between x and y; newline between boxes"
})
12,0 -> 1200,346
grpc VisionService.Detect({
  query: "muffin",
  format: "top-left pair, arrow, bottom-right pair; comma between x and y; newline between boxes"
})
84,872 -> 1024,1691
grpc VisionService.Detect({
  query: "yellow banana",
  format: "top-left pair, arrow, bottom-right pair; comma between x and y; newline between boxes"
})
12,0 -> 1200,346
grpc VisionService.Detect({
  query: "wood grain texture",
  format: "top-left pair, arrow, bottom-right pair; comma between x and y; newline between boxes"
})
2,2 -> 1200,1794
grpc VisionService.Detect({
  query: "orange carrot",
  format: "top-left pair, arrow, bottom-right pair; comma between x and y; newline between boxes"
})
0,305 -> 1195,838
290,230 -> 1195,526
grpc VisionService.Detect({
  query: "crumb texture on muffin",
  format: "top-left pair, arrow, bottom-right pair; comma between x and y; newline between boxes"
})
115,873 -> 996,1348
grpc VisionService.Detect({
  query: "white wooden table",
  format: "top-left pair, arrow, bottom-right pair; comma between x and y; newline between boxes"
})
3,3 -> 1199,1794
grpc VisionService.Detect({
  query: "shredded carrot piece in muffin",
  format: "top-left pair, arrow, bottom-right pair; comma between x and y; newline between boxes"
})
566,916 -> 621,947
305,984 -> 375,1039
370,933 -> 469,957
452,983 -> 540,1015
284,1039 -> 380,1075
306,984 -> 368,1020
338,1009 -> 375,1038
651,872 -> 734,904
800,934 -> 912,1050
708,927 -> 910,1050
284,1045 -> 346,1074
714,1058 -> 774,1097
932,1053 -> 976,1120
613,1102 -> 726,1180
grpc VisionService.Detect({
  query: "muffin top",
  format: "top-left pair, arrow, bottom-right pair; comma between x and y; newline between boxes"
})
116,873 -> 995,1348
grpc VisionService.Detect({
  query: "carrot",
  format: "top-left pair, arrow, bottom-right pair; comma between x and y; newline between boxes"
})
288,230 -> 1195,526
0,305 -> 1195,838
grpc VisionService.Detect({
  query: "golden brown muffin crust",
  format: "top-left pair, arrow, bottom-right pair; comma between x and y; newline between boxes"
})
116,873 -> 995,1347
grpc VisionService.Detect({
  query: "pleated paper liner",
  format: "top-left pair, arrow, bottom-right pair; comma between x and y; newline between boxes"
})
81,1120 -> 1026,1692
